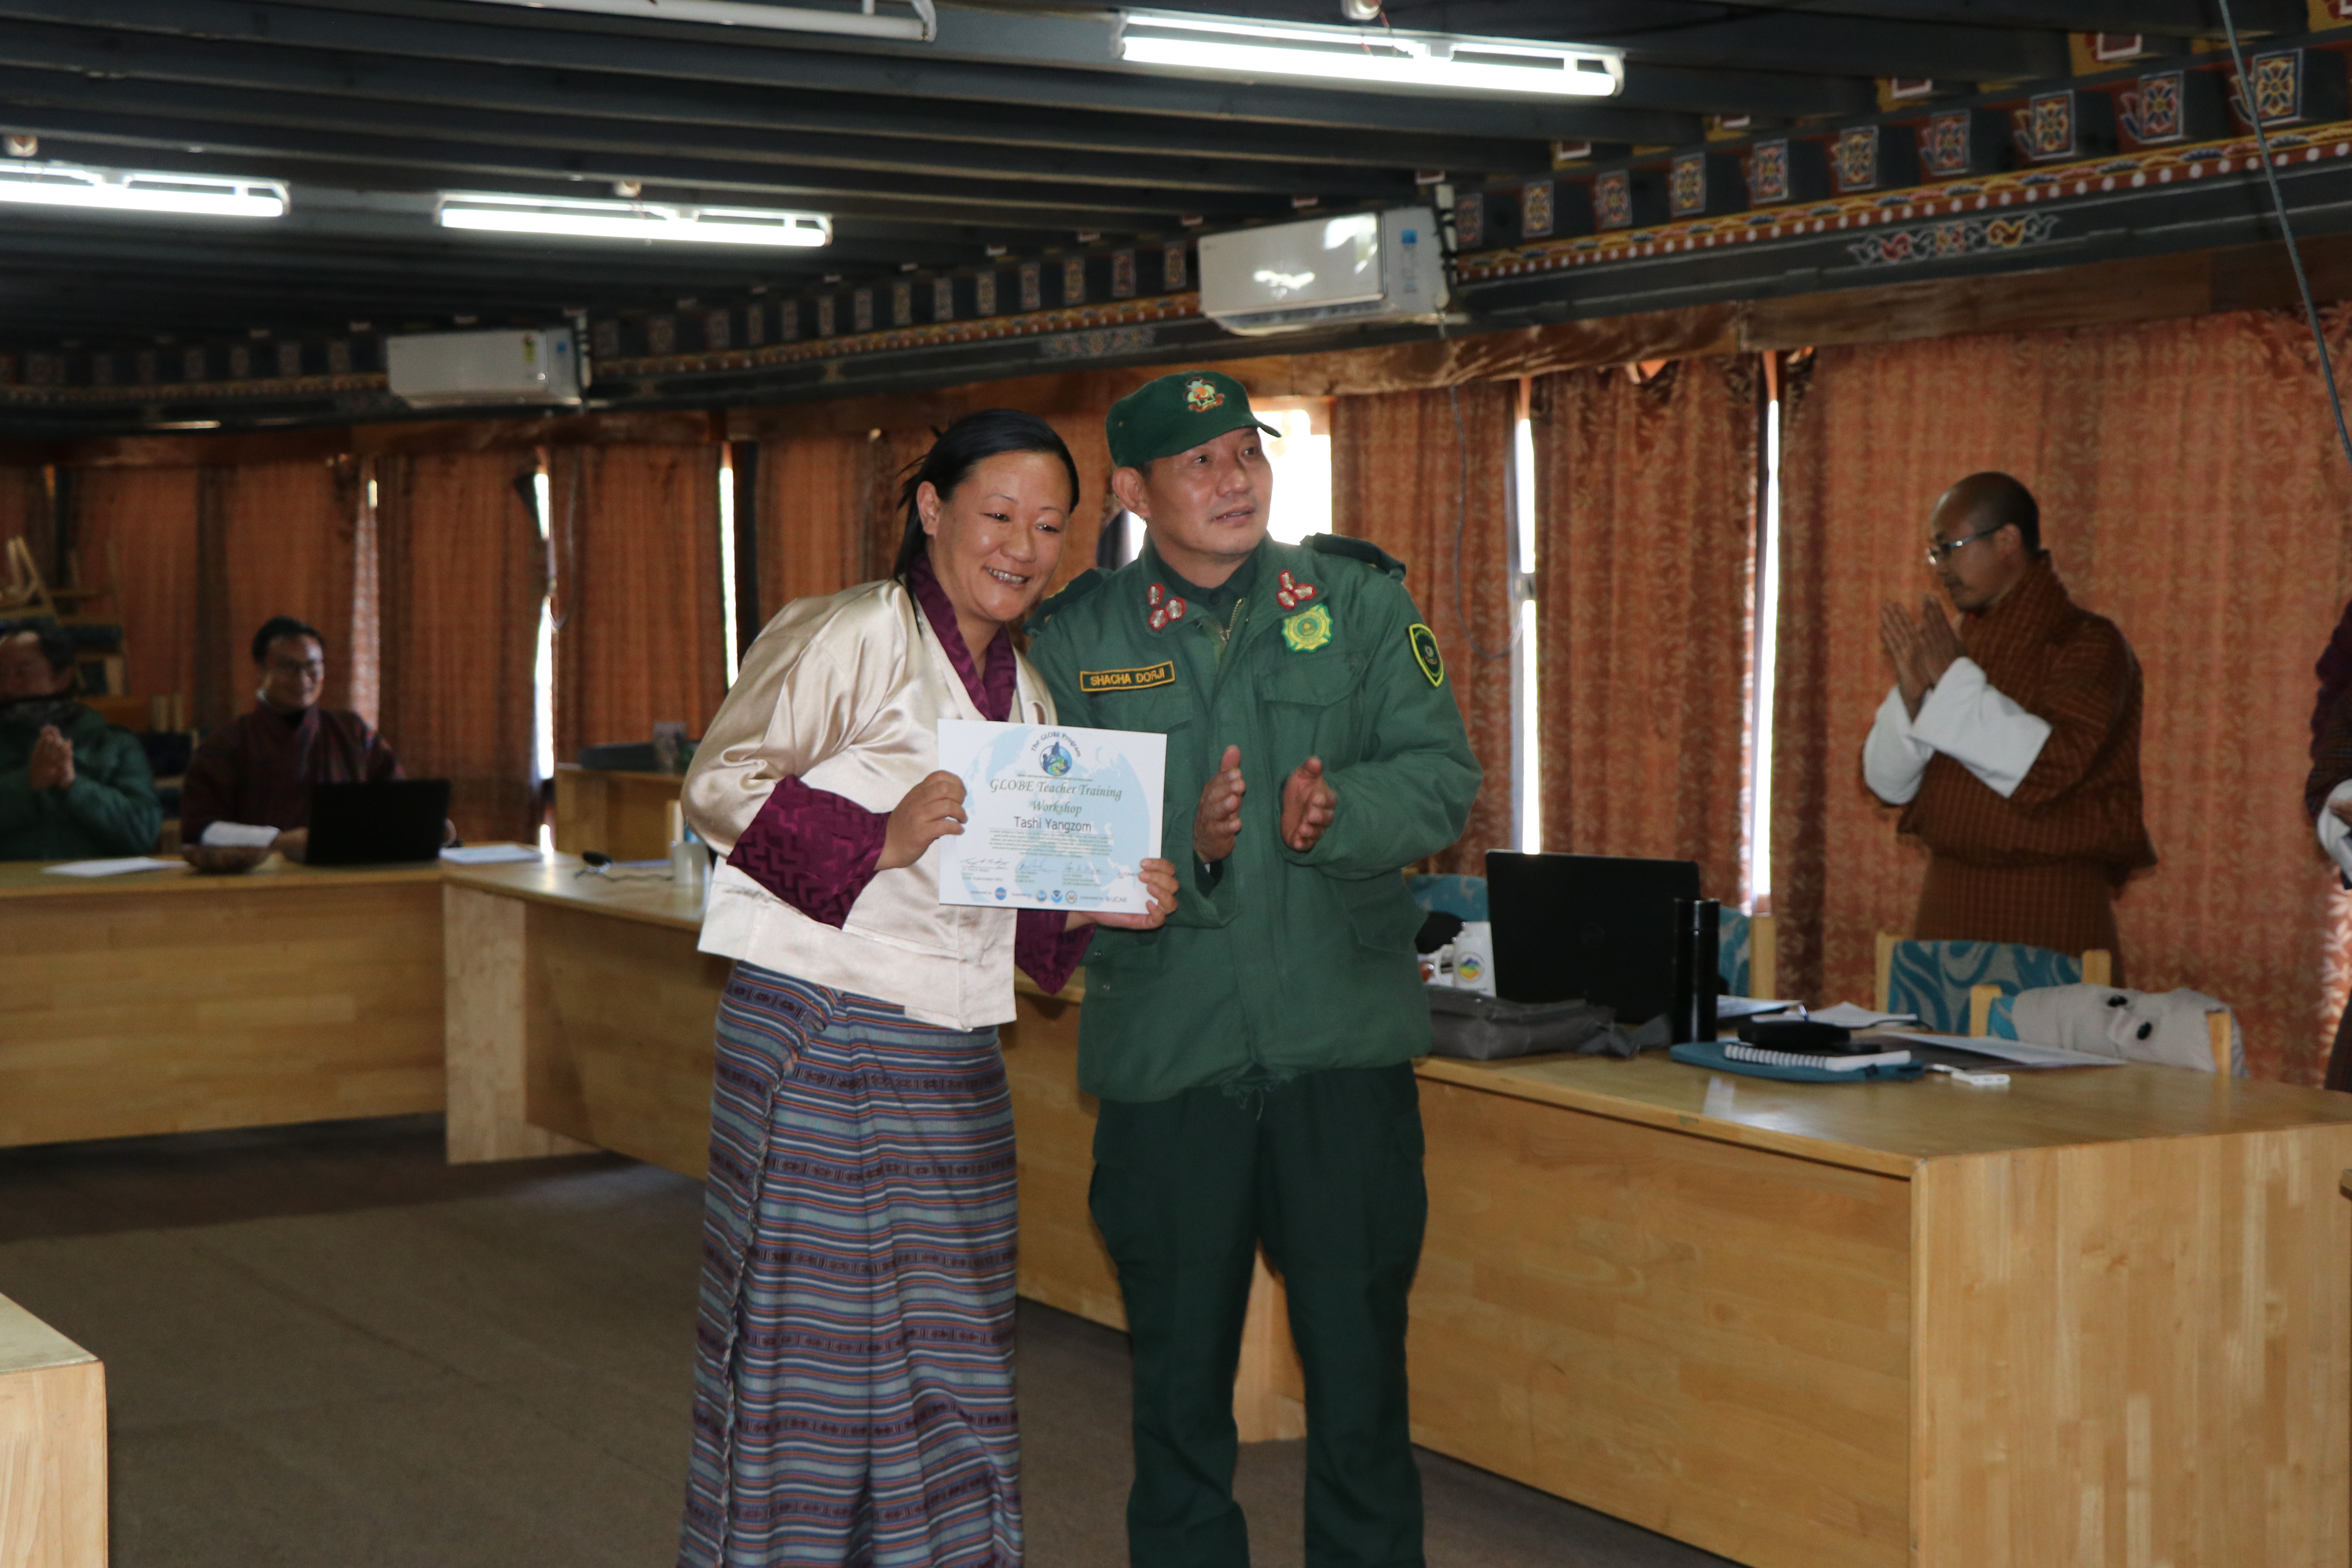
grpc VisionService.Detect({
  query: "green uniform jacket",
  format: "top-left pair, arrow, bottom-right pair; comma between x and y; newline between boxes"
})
0,705 -> 162,861
1028,535 -> 1481,1103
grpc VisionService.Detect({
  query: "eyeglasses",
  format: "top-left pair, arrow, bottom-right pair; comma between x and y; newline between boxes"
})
1925,527 -> 2002,567
268,659 -> 326,677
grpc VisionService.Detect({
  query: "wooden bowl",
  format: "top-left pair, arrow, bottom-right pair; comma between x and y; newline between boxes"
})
181,844 -> 273,875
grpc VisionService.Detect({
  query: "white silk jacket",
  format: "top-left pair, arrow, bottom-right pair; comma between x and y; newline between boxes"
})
682,577 -> 1056,1030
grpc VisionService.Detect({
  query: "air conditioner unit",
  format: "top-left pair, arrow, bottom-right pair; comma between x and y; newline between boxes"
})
384,327 -> 583,408
1198,207 -> 1448,337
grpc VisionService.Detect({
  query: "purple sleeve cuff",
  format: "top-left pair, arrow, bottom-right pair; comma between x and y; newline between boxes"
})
1016,909 -> 1094,996
726,776 -> 889,929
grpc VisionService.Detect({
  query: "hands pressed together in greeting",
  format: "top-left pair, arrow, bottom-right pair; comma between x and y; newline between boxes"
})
1878,596 -> 1970,719
882,769 -> 1178,930
26,725 -> 75,792
1192,743 -> 1336,860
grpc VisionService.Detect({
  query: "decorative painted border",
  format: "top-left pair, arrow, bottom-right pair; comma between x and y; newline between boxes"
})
1847,212 -> 2063,266
0,372 -> 390,407
598,292 -> 1202,379
1459,121 -> 2352,283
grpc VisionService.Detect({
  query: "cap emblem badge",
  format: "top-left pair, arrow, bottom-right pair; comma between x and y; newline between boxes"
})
1185,377 -> 1225,413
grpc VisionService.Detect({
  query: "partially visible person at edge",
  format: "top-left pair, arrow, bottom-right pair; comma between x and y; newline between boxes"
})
179,615 -> 403,863
674,408 -> 1180,1568
1865,472 -> 2156,978
1024,370 -> 1481,1568
0,618 -> 161,861
2305,603 -> 2352,1088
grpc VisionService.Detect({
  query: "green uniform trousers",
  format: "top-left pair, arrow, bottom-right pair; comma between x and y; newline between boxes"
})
1088,1062 -> 1428,1568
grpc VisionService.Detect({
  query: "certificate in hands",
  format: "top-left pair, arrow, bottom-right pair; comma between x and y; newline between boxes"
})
935,720 -> 1166,915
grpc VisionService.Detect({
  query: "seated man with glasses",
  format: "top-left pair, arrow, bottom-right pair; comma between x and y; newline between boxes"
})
1864,472 -> 2156,979
180,615 -> 404,861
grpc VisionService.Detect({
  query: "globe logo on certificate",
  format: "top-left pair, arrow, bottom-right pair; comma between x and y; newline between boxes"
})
934,719 -> 1168,916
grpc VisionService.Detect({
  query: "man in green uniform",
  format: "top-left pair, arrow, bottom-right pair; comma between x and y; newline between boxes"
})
1027,370 -> 1481,1568
0,619 -> 161,861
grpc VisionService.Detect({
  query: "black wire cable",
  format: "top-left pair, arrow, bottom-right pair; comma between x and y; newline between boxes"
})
2218,0 -> 2352,481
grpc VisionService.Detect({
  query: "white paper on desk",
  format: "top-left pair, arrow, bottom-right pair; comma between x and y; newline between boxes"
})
439,844 -> 542,865
1811,1002 -> 1921,1029
199,821 -> 279,849
934,719 -> 1165,915
1881,1031 -> 2125,1069
43,857 -> 179,878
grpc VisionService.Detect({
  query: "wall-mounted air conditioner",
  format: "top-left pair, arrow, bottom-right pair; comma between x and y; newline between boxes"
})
1198,207 -> 1447,337
384,327 -> 583,408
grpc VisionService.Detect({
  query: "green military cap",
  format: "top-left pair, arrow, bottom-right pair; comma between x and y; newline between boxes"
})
1106,370 -> 1279,469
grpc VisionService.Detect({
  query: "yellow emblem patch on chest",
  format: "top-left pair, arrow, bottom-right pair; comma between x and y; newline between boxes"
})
1078,660 -> 1178,693
1282,603 -> 1333,653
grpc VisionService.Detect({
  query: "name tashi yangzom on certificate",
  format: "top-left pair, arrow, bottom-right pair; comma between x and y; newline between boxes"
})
933,720 -> 1167,915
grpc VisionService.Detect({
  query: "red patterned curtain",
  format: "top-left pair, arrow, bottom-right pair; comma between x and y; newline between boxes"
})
1533,360 -> 1759,906
757,431 -> 887,619
1331,383 -> 1517,875
211,457 -> 360,723
70,467 -> 201,713
549,443 -> 727,758
1773,313 -> 2352,1081
375,448 -> 543,844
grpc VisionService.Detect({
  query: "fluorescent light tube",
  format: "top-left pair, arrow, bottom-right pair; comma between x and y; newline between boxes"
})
437,192 -> 832,248
460,0 -> 935,41
1119,11 -> 1623,98
0,163 -> 287,218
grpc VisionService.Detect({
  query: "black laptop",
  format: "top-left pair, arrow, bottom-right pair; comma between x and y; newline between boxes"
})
304,780 -> 452,866
1485,851 -> 1703,1023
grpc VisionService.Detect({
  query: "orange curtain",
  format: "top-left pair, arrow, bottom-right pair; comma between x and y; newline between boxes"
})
375,448 -> 543,844
549,443 -> 727,759
211,457 -> 360,722
71,467 -> 201,711
1042,410 -> 1116,597
0,468 -> 43,575
1773,313 -> 2352,1082
1534,361 -> 1759,906
757,431 -> 885,619
1331,383 -> 1516,875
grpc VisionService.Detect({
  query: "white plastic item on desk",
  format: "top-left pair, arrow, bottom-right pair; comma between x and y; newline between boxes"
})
1450,921 -> 1497,997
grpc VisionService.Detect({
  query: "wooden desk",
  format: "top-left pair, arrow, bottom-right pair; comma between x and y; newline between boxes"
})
0,1290 -> 104,1568
0,858 -> 445,1148
438,861 -> 2352,1566
551,766 -> 685,863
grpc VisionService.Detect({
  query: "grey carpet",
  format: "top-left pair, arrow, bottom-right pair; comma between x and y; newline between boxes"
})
0,1116 -> 1732,1567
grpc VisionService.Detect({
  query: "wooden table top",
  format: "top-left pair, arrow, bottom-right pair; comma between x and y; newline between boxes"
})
444,854 -> 708,932
1416,1049 -> 2352,1178
0,855 -> 444,900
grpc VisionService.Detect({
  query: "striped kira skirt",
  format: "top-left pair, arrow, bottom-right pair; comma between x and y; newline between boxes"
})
677,963 -> 1021,1568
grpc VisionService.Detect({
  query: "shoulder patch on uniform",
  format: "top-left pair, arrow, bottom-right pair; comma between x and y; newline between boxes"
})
1307,532 -> 1407,581
1026,568 -> 1108,632
1078,660 -> 1177,693
1408,622 -> 1445,687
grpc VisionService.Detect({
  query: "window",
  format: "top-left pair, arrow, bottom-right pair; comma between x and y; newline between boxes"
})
1256,397 -> 1332,544
1747,365 -> 1785,909
718,446 -> 740,687
1511,385 -> 1541,852
533,461 -> 555,853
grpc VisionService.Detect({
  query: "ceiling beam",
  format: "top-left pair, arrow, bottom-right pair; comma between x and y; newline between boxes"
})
2,0 -> 1704,142
0,96 -> 1290,230
1272,0 -> 2305,45
0,17 -> 1554,175
0,58 -> 1423,202
1776,0 -> 2308,40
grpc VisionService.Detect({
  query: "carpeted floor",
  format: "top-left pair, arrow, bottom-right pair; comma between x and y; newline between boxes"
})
0,1116 -> 1733,1568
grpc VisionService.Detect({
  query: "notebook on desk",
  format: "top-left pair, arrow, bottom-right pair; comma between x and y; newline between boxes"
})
304,780 -> 451,866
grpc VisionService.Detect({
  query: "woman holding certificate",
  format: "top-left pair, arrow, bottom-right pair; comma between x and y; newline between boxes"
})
676,410 -> 1178,1568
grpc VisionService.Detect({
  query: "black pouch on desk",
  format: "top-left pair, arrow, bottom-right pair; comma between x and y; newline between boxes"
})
1735,1016 -> 1856,1054
1426,989 -> 1615,1061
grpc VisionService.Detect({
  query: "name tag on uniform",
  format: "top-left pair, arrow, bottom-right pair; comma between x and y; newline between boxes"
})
1078,661 -> 1177,693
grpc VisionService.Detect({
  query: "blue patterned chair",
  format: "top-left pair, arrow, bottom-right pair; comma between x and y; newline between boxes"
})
1412,874 -> 1771,996
1979,989 -> 2238,1074
1874,934 -> 2110,1035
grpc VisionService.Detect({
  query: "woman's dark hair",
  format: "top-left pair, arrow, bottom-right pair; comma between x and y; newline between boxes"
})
891,409 -> 1082,581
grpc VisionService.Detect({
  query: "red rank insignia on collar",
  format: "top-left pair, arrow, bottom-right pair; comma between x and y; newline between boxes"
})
1146,583 -> 1188,631
1274,569 -> 1318,611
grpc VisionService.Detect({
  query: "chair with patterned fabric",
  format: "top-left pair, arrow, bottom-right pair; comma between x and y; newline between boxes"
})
1872,933 -> 2110,1035
1717,907 -> 1778,999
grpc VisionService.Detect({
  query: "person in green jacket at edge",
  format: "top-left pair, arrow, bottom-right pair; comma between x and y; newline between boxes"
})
0,619 -> 162,861
1026,370 -> 1481,1568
